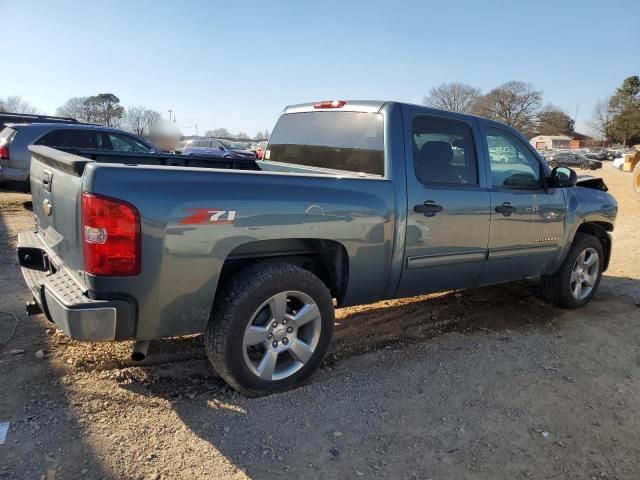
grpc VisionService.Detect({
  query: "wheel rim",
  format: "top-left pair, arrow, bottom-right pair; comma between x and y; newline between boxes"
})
242,291 -> 322,381
570,248 -> 599,301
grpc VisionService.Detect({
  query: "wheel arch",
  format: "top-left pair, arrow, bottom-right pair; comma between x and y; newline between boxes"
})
575,221 -> 612,271
216,238 -> 349,305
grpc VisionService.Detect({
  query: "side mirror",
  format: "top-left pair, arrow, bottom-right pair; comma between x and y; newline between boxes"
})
550,166 -> 577,187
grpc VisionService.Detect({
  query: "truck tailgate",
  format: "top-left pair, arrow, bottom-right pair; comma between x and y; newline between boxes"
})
29,146 -> 88,285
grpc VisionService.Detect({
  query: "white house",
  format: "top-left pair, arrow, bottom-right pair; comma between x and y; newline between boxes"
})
529,135 -> 572,150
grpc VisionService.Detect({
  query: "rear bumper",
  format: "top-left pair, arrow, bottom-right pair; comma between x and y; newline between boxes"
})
17,231 -> 136,341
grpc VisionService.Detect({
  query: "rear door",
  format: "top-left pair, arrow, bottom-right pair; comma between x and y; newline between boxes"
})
479,125 -> 565,284
396,107 -> 491,297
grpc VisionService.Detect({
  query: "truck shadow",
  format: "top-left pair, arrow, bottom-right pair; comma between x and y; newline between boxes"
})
116,273 -> 640,478
0,188 -> 112,480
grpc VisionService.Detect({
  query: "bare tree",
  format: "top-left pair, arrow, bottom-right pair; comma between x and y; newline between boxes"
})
205,128 -> 232,138
56,96 -> 91,121
236,131 -> 250,140
0,95 -> 39,114
472,81 -> 542,137
423,82 -> 481,113
588,98 -> 614,141
142,109 -> 162,136
124,106 -> 146,135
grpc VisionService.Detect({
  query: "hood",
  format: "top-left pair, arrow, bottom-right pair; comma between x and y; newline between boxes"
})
232,149 -> 257,157
576,175 -> 608,192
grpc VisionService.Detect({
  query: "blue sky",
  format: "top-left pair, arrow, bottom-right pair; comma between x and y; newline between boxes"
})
2,0 -> 639,136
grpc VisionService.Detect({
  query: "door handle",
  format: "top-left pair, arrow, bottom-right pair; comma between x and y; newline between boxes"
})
495,202 -> 517,216
414,200 -> 443,217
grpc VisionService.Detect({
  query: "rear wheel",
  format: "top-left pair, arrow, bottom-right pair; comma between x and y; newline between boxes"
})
205,262 -> 334,396
549,160 -> 558,168
541,233 -> 604,308
579,162 -> 588,170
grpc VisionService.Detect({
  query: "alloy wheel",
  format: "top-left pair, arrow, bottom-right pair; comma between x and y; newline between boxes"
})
242,291 -> 322,381
570,248 -> 599,301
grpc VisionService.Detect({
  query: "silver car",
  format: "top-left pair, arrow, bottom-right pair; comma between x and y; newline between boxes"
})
0,123 -> 155,191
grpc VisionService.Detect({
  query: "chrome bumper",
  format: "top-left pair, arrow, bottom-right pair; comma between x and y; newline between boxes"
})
17,231 -> 135,341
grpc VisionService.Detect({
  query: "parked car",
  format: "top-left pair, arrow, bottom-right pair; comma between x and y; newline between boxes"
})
0,112 -> 78,130
17,100 -> 617,396
181,138 -> 256,160
0,123 -> 155,191
544,152 -> 602,170
584,151 -> 609,161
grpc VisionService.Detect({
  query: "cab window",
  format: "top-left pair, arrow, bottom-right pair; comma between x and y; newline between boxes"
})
486,127 -> 543,189
412,116 -> 478,185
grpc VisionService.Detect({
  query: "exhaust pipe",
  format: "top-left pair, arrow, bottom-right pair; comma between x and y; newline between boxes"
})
131,341 -> 149,361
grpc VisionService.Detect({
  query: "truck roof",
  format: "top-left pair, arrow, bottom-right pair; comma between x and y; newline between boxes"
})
282,100 -> 489,123
283,100 -> 387,114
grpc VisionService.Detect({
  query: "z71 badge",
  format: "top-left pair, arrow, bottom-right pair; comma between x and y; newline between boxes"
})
179,208 -> 237,225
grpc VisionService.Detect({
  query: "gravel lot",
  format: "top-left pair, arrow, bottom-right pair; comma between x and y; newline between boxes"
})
0,165 -> 639,480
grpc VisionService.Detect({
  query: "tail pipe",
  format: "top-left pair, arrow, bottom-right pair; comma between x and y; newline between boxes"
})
131,341 -> 149,362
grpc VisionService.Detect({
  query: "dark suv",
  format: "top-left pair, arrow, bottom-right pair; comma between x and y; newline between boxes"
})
0,123 -> 155,191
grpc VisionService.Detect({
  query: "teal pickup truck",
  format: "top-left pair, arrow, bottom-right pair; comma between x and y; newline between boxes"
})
18,100 -> 617,396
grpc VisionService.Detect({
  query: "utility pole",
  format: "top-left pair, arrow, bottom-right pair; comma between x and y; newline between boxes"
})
168,109 -> 173,122
574,104 -> 579,129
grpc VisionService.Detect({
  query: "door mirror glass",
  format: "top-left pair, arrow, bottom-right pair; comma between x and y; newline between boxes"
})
550,166 -> 577,187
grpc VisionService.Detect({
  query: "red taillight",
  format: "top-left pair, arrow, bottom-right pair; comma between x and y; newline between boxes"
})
313,100 -> 346,109
0,145 -> 9,159
81,192 -> 140,276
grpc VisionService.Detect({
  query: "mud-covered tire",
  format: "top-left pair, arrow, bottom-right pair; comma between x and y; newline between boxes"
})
541,233 -> 604,309
205,262 -> 334,397
632,161 -> 640,202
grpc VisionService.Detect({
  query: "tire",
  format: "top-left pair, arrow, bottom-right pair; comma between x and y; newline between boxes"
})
579,162 -> 588,170
205,262 -> 334,396
632,161 -> 640,202
549,160 -> 558,168
541,233 -> 604,309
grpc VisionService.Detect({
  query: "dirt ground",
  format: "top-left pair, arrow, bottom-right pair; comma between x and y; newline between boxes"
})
0,165 -> 639,480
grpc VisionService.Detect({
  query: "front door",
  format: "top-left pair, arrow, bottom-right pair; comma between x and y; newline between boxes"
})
396,110 -> 491,298
479,125 -> 566,284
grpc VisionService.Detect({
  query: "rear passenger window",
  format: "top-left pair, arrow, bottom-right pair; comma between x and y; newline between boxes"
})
412,116 -> 478,185
36,129 -> 96,149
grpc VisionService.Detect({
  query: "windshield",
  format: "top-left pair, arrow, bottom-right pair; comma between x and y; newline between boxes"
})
266,111 -> 385,176
219,139 -> 248,149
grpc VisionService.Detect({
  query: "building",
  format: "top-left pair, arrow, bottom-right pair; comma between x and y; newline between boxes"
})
529,135 -> 572,150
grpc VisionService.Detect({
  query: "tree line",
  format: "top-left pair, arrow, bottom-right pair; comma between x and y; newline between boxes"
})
589,76 -> 640,146
203,128 -> 270,141
423,81 -> 574,139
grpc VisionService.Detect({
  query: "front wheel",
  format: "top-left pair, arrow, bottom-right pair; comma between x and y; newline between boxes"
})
579,162 -> 589,170
205,262 -> 334,396
549,160 -> 558,168
541,233 -> 604,308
